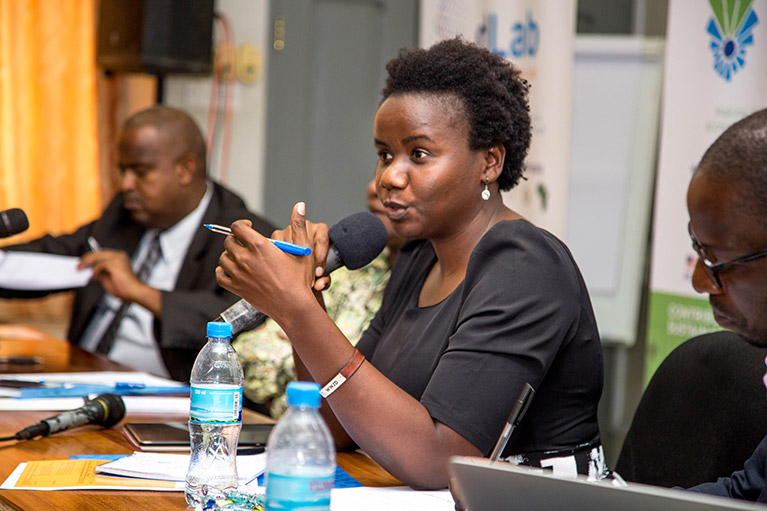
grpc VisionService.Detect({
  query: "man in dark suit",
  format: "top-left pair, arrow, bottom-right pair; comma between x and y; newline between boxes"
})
684,107 -> 767,503
1,105 -> 274,380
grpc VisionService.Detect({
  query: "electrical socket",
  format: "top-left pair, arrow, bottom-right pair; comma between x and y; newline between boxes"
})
236,44 -> 261,84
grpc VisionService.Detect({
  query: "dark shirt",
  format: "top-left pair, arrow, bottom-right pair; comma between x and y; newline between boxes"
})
688,433 -> 767,503
357,219 -> 604,457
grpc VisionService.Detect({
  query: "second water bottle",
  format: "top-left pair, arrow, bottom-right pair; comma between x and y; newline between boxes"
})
265,381 -> 336,511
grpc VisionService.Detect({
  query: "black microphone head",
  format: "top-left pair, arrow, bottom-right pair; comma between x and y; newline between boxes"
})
0,208 -> 29,238
91,393 -> 126,428
328,211 -> 388,270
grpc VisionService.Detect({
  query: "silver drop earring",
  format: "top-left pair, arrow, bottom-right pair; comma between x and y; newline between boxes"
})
481,176 -> 491,201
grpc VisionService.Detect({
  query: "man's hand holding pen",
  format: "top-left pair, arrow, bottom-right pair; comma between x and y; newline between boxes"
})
78,236 -> 163,317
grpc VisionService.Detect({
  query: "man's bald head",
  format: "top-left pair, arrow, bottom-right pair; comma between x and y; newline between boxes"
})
123,105 -> 207,180
117,106 -> 209,230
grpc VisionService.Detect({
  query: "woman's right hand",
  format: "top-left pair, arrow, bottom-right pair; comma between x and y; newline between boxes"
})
216,202 -> 321,322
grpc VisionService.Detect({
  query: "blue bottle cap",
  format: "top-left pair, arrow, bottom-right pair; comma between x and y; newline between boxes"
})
286,381 -> 321,407
207,321 -> 233,338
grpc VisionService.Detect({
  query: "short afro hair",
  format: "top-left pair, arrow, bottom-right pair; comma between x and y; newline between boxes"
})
698,108 -> 767,222
381,37 -> 531,191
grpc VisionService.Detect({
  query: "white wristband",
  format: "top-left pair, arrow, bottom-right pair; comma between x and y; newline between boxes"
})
319,349 -> 365,399
320,373 -> 347,398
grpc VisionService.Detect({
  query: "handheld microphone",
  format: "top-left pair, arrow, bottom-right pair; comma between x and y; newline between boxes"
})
5,393 -> 126,441
218,211 -> 388,335
0,208 -> 29,238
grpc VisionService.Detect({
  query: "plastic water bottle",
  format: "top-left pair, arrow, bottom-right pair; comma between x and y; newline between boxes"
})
185,321 -> 244,506
265,381 -> 335,511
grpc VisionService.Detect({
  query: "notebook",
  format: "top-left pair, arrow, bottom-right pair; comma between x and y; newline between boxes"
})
449,457 -> 764,511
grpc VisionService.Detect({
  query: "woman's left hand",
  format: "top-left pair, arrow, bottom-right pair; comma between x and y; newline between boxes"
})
270,204 -> 333,292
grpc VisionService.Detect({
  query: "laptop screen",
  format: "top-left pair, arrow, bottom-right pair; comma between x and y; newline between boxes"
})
449,457 -> 763,511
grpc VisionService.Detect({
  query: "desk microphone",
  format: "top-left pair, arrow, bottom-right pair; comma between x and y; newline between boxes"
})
1,393 -> 126,441
0,208 -> 29,238
217,211 -> 388,336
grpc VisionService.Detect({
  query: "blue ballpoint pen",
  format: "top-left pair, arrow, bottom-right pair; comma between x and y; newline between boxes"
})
204,224 -> 312,256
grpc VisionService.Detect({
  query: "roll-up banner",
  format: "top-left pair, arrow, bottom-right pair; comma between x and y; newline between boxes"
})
419,0 -> 577,238
647,0 -> 767,381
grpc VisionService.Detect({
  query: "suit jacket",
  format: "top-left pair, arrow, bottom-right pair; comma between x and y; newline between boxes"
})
1,182 -> 275,381
688,433 -> 767,503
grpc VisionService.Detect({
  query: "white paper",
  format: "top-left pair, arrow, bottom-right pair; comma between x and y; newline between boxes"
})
0,251 -> 92,290
120,396 -> 191,414
0,372 -> 189,410
0,397 -> 87,410
0,395 -> 190,413
96,452 -> 267,484
232,482 -> 454,510
329,487 -> 454,511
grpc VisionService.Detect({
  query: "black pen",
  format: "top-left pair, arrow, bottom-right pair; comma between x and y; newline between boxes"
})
489,383 -> 535,462
236,446 -> 266,455
0,356 -> 43,365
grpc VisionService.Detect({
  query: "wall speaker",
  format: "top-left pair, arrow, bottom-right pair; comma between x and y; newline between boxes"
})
97,0 -> 214,74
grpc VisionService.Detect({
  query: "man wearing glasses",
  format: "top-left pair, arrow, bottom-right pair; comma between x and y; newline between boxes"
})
685,107 -> 767,502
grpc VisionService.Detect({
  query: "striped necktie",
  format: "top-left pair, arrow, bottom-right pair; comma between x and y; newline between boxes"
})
95,233 -> 162,355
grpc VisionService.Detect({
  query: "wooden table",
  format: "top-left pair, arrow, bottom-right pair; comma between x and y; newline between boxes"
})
0,325 -> 400,510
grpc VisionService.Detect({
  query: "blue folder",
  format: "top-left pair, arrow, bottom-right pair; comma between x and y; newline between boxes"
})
19,384 -> 190,398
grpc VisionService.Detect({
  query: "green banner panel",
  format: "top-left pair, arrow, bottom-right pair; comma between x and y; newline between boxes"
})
645,290 -> 722,383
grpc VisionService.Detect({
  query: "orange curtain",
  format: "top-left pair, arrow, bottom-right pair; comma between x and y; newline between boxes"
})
0,0 -> 101,242
0,0 -> 100,331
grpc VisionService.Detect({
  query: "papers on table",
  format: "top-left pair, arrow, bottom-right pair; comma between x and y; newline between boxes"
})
1,453 -> 266,492
0,395 -> 190,413
0,371 -> 190,412
0,370 -> 186,387
0,456 -> 455,509
330,487 -> 454,511
0,251 -> 92,290
96,452 -> 267,484
0,371 -> 189,398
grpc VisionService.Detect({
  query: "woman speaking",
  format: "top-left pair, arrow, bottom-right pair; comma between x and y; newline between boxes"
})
217,38 -> 605,489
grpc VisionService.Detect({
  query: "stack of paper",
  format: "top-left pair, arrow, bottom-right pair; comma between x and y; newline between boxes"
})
96,452 -> 267,485
1,455 -> 456,509
1,453 -> 267,492
0,371 -> 191,413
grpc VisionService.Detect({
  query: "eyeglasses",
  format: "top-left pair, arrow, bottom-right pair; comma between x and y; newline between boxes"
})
688,222 -> 767,287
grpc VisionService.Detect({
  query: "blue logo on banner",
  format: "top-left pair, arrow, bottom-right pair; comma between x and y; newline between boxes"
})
706,0 -> 759,81
479,10 -> 539,58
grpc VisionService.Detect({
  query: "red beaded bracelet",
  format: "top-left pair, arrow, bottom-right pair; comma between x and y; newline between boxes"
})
320,349 -> 366,398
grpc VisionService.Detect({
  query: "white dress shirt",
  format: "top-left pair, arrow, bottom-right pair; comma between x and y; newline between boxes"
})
80,182 -> 214,377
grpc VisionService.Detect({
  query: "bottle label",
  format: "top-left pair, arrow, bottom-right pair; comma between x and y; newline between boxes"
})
265,472 -> 333,511
189,384 -> 242,423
